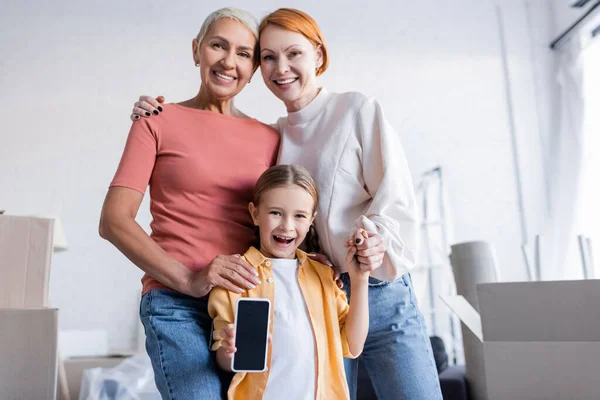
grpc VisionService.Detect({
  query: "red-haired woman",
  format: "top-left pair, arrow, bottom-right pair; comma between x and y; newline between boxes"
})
131,8 -> 442,400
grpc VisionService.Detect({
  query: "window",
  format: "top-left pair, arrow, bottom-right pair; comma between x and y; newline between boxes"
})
573,36 -> 600,278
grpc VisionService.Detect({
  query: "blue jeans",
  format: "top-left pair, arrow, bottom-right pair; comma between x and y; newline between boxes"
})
341,273 -> 442,400
139,289 -> 231,400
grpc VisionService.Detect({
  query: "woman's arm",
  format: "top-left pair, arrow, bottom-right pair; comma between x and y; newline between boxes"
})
99,187 -> 196,294
99,188 -> 259,296
352,97 -> 419,281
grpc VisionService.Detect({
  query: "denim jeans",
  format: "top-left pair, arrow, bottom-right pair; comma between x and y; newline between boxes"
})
341,273 -> 442,400
139,289 -> 232,400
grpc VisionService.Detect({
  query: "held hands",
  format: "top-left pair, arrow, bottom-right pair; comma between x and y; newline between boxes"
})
130,95 -> 165,121
345,229 -> 385,272
345,235 -> 370,282
185,254 -> 261,297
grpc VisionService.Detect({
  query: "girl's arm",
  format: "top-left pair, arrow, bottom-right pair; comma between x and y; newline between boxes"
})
341,246 -> 370,356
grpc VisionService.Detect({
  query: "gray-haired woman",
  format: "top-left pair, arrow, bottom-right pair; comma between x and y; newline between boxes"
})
99,8 -> 279,398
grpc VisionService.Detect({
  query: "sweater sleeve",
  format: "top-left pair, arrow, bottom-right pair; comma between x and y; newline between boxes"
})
351,97 -> 419,282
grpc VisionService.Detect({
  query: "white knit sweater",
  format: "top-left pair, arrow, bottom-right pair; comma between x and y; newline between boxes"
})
276,88 -> 418,281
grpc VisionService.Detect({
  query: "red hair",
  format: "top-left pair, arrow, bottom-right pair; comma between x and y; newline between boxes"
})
259,8 -> 329,76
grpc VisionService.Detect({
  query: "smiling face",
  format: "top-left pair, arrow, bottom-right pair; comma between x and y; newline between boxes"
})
249,185 -> 316,259
193,17 -> 257,101
259,25 -> 323,112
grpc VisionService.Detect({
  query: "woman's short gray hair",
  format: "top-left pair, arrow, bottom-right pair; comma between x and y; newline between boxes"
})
195,7 -> 259,44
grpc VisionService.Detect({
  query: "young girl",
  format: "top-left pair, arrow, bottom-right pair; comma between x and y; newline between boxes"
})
208,164 -> 370,400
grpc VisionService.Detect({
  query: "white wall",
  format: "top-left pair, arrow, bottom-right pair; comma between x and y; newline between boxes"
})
0,0 -> 550,350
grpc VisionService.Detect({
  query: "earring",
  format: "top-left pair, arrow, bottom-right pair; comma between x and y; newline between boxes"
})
194,62 -> 199,67
248,79 -> 251,84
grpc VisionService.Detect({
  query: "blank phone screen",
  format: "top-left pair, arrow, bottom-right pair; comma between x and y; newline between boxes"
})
233,299 -> 270,371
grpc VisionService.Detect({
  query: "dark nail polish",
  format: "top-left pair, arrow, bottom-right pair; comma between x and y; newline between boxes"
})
355,238 -> 361,244
134,115 -> 140,120
145,112 -> 151,117
153,110 -> 159,115
158,106 -> 163,112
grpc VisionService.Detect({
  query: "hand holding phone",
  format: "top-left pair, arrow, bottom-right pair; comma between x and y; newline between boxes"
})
232,298 -> 271,372
219,324 -> 237,358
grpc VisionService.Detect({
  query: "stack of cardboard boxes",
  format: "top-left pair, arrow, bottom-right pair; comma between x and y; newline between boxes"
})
0,215 -> 60,399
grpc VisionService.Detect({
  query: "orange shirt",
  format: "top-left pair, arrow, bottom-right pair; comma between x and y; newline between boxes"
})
110,104 -> 280,294
208,247 -> 359,400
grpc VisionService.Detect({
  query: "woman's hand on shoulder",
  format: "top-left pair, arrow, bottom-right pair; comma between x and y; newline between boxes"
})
130,95 -> 165,121
185,254 -> 261,297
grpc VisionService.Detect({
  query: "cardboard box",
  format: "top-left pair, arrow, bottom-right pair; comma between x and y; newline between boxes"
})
0,215 -> 54,308
0,308 -> 59,400
0,215 -> 64,400
442,280 -> 600,400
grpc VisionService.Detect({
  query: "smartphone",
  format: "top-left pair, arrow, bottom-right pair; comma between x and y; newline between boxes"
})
232,298 -> 271,373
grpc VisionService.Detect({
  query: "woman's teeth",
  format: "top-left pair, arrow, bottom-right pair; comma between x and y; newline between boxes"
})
275,78 -> 297,85
214,71 -> 235,81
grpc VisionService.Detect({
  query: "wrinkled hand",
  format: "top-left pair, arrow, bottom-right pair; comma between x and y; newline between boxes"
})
130,95 -> 165,121
345,229 -> 385,272
308,252 -> 343,289
186,254 -> 260,297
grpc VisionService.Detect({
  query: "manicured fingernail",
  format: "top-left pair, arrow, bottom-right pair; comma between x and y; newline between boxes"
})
153,110 -> 159,115
248,284 -> 255,289
158,106 -> 163,112
145,112 -> 151,117
253,269 -> 259,276
134,115 -> 140,120
355,238 -> 362,244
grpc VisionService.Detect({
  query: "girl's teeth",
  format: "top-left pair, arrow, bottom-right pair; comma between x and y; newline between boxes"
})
274,236 -> 294,244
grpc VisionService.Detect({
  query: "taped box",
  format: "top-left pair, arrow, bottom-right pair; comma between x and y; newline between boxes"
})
442,280 -> 600,400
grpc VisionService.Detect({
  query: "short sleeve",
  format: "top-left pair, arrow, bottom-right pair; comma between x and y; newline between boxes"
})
110,119 -> 158,194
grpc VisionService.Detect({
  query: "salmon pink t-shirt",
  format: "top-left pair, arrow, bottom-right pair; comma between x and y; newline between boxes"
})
110,104 -> 280,295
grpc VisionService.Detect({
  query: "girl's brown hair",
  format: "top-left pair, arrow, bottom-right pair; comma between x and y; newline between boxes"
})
253,164 -> 320,253
258,8 -> 329,76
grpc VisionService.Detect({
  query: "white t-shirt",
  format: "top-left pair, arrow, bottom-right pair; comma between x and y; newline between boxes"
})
276,88 -> 419,281
262,258 -> 316,400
